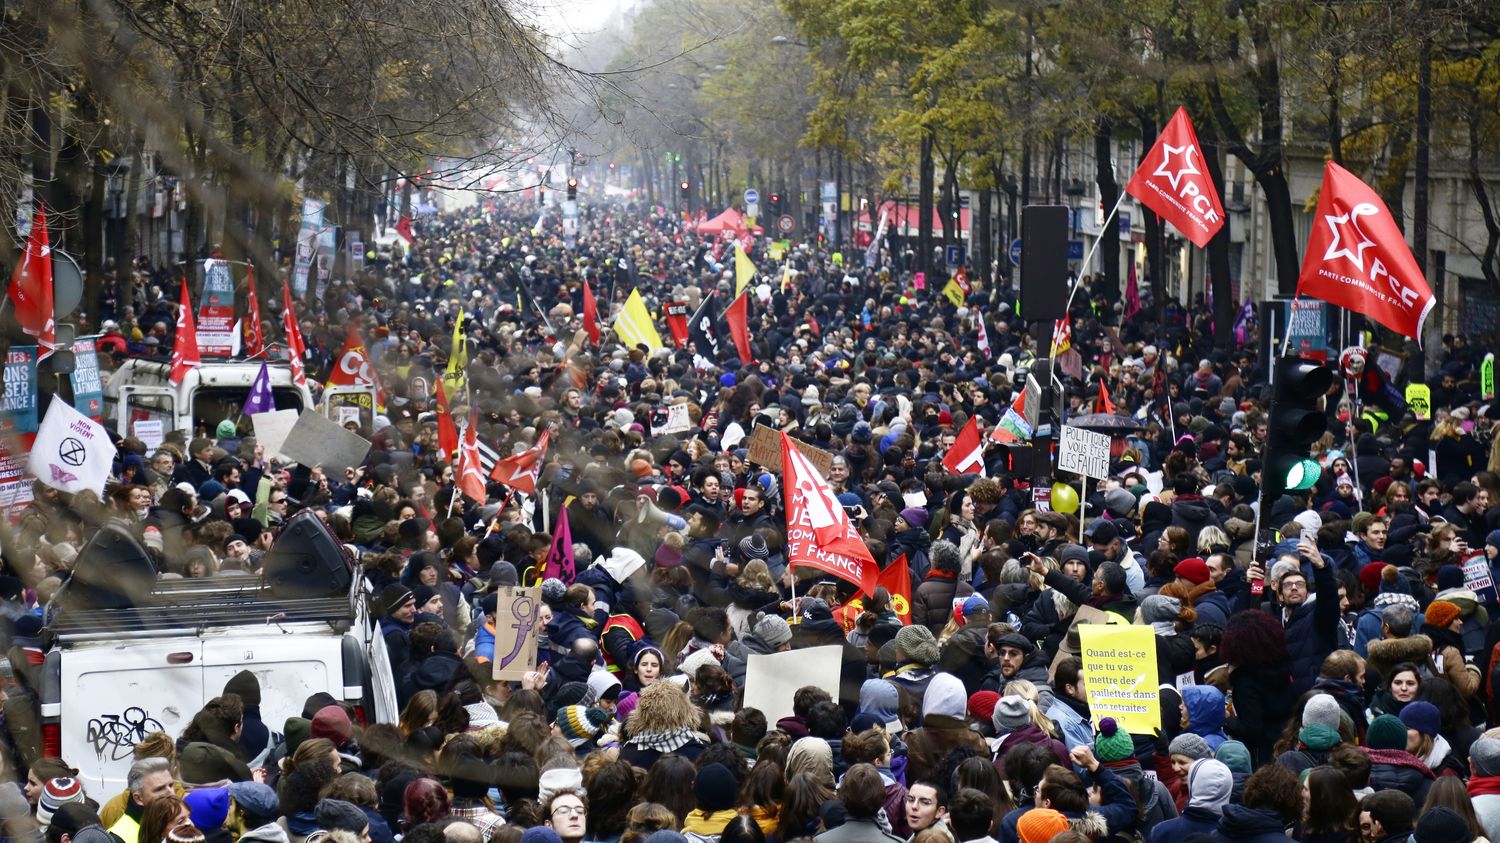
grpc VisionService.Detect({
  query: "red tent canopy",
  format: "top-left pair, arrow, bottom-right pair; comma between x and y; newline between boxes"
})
695,207 -> 747,234
694,207 -> 764,236
855,200 -> 970,243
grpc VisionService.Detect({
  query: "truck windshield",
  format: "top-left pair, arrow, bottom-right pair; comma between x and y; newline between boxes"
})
192,387 -> 305,435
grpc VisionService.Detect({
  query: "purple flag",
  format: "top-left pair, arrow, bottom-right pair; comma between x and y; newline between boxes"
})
542,507 -> 576,583
245,362 -> 275,415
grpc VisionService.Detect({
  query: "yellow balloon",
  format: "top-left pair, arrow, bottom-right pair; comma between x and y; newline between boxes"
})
1050,482 -> 1080,514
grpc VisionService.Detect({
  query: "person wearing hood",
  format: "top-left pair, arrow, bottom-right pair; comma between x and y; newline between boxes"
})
227,782 -> 286,843
1178,685 -> 1228,753
223,671 -> 274,768
888,508 -> 933,582
857,679 -> 904,735
904,674 -> 988,785
1363,713 -> 1435,806
1147,758 -> 1232,843
1207,764 -> 1301,843
1213,741 -> 1252,805
1167,474 -> 1222,553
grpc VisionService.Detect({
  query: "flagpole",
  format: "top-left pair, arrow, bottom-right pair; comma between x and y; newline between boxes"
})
1060,192 -> 1129,325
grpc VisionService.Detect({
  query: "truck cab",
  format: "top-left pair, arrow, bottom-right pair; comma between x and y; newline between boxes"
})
39,512 -> 397,794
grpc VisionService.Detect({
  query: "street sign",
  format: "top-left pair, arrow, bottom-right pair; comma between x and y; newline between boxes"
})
1068,240 -> 1084,261
52,249 -> 84,319
945,244 -> 966,266
777,215 -> 795,234
1057,424 -> 1110,480
744,188 -> 759,206
1009,239 -> 1023,268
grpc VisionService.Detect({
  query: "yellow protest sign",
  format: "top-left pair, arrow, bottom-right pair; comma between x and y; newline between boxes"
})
1078,624 -> 1160,735
1406,383 -> 1431,420
942,279 -> 967,307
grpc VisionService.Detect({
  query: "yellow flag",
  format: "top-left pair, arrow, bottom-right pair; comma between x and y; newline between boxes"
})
614,288 -> 665,351
444,308 -> 468,400
734,243 -> 756,297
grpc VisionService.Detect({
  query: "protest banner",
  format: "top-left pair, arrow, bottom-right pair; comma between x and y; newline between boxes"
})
70,338 -> 104,420
741,645 -> 844,724
746,424 -> 833,476
1464,552 -> 1498,605
650,403 -> 692,436
1,346 -> 39,435
197,259 -> 238,356
280,409 -> 372,475
489,586 -> 544,681
251,410 -> 300,459
1078,624 -> 1160,734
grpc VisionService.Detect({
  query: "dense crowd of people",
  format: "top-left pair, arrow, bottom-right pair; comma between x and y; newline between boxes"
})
6,196 -> 1500,843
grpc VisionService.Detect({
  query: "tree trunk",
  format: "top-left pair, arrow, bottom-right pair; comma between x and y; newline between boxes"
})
1093,119 -> 1119,304
1197,106 -> 1236,349
1257,169 -> 1300,295
1135,112 -> 1165,313
977,187 -> 992,285
919,127 -> 935,277
1414,31 -> 1432,275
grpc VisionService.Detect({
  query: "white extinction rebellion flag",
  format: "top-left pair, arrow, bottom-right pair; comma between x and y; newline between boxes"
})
29,396 -> 117,496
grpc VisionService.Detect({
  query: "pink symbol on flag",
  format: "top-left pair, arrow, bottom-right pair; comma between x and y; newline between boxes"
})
49,464 -> 78,484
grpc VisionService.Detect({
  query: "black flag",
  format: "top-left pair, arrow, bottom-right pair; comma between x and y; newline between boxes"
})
689,293 -> 722,369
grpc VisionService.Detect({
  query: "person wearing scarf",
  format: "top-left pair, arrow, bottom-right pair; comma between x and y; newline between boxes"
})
1363,714 -> 1435,807
1467,737 -> 1500,842
618,683 -> 710,770
1275,694 -> 1345,774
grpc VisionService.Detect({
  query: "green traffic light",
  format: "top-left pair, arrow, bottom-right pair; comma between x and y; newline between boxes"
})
1285,458 -> 1322,491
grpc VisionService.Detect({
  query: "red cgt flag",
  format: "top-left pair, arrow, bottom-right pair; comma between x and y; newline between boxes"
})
942,415 -> 987,476
781,431 -> 878,596
581,278 -> 600,345
169,279 -> 202,385
394,216 -> 414,245
1296,161 -> 1436,342
9,205 -> 55,360
1126,107 -> 1226,248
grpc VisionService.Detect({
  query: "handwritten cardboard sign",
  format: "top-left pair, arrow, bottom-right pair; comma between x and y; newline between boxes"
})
745,424 -> 833,477
490,586 -> 544,682
279,409 -> 372,475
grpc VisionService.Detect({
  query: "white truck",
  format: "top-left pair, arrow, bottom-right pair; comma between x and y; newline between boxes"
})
103,358 -> 378,440
39,512 -> 398,794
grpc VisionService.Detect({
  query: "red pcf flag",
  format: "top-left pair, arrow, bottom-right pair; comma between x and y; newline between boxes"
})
781,431 -> 878,596
169,279 -> 202,385
394,216 -> 414,245
9,205 -> 55,360
1297,161 -> 1436,342
243,264 -> 266,358
581,279 -> 600,344
833,553 -> 913,631
942,416 -> 986,475
457,412 -> 487,503
1126,107 -> 1226,248
491,429 -> 550,494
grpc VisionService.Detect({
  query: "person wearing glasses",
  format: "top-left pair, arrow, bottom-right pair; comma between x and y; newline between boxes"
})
544,791 -> 587,843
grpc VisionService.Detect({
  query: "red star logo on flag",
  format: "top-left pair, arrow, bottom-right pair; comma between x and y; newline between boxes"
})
1152,142 -> 1201,191
1321,205 -> 1378,271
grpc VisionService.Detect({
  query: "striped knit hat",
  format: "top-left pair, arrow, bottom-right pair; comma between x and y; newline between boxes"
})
555,705 -> 609,748
37,778 -> 85,829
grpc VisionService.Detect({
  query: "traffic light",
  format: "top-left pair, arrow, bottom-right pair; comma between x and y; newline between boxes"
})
567,178 -> 578,200
538,184 -> 546,206
1261,356 -> 1334,505
769,193 -> 780,214
679,180 -> 690,196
